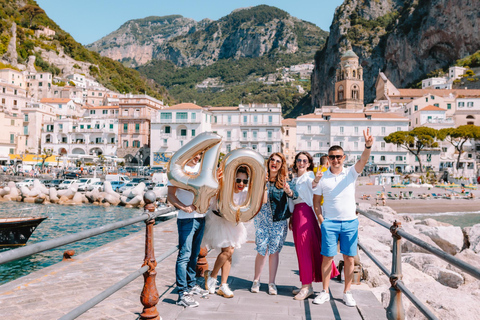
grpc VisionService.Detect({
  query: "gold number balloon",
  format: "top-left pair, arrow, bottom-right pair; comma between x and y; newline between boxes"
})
217,148 -> 266,223
167,132 -> 222,214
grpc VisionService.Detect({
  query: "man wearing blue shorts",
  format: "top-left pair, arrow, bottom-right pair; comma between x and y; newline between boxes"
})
312,129 -> 373,307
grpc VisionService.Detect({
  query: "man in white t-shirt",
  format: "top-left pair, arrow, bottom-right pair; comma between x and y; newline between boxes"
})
167,154 -> 208,308
312,129 -> 373,307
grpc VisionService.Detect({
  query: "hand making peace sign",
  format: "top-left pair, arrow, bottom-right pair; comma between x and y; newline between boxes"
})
363,128 -> 374,148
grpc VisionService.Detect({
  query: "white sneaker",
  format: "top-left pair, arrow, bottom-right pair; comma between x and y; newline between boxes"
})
217,283 -> 234,298
313,290 -> 330,304
268,283 -> 277,295
343,291 -> 356,307
251,280 -> 260,293
204,271 -> 218,294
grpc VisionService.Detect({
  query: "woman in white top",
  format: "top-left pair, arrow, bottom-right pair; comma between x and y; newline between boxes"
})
290,152 -> 339,300
203,166 -> 249,298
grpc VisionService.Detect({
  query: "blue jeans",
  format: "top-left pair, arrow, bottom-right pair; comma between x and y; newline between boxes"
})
176,218 -> 205,297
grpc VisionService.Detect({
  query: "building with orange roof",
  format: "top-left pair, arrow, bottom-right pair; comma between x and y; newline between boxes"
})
410,105 -> 454,130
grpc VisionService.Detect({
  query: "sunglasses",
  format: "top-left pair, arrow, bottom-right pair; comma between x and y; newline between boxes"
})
328,155 -> 344,160
269,159 -> 282,164
296,159 -> 309,164
236,179 -> 249,184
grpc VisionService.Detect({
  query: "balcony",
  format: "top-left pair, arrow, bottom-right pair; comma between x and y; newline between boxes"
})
154,118 -> 201,124
240,122 -> 276,126
177,135 -> 188,140
160,133 -> 172,138
0,139 -> 16,145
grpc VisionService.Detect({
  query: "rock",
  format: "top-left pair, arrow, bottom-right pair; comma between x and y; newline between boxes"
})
104,193 -> 120,206
400,224 -> 443,254
467,224 -> 480,253
59,196 -> 70,203
71,192 -> 83,204
125,204 -> 133,209
417,218 -> 453,227
402,252 -> 448,271
418,226 -> 465,255
24,197 -> 36,203
423,265 -> 464,288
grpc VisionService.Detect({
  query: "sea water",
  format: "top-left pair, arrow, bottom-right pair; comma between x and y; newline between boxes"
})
0,202 -> 172,285
399,211 -> 480,228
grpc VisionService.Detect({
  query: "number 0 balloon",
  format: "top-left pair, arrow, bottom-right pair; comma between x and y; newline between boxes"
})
217,149 -> 266,223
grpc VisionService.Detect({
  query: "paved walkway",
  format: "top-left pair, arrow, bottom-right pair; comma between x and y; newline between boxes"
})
0,217 -> 386,320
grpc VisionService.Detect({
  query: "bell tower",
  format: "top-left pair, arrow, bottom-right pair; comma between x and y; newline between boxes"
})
334,47 -> 364,110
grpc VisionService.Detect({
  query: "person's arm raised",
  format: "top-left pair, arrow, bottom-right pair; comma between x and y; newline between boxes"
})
355,128 -> 374,174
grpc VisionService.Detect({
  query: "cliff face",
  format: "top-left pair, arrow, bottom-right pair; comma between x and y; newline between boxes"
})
311,0 -> 480,107
87,15 -> 210,67
89,5 -> 328,67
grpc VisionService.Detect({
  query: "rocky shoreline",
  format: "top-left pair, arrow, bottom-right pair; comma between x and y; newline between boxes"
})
0,179 -> 161,209
358,204 -> 480,319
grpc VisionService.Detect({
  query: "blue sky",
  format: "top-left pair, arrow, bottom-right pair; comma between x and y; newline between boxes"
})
36,0 -> 344,45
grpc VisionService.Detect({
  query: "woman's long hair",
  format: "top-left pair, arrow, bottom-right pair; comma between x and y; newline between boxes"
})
268,152 -> 288,189
292,151 -> 314,174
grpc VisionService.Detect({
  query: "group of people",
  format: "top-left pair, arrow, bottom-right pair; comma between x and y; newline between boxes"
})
167,129 -> 374,309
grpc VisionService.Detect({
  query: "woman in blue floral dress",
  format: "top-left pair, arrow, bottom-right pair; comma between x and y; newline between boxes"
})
251,152 -> 298,295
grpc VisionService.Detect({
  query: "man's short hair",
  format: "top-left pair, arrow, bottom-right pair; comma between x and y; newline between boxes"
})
328,145 -> 344,154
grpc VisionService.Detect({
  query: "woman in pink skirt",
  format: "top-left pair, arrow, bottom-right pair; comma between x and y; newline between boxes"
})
289,152 -> 339,300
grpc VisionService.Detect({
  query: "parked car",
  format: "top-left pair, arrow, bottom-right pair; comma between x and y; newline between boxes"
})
41,179 -> 52,187
77,178 -> 101,191
145,181 -> 156,190
118,182 -> 138,193
16,179 -> 35,188
86,181 -> 104,192
64,171 -> 81,179
153,183 -> 168,198
109,181 -> 126,192
49,179 -> 64,188
105,174 -> 130,183
58,179 -> 79,190
131,177 -> 145,184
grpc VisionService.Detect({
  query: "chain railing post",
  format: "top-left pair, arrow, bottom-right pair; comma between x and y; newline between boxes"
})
387,221 -> 405,320
140,192 -> 160,320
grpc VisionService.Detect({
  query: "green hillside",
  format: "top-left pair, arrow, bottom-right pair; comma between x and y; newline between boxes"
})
0,0 -> 169,101
137,54 -> 312,115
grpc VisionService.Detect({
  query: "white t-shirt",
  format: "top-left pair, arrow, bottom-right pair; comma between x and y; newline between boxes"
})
313,166 -> 360,221
167,163 -> 205,219
292,171 -> 315,207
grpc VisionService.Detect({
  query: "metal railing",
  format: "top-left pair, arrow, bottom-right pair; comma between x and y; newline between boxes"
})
357,207 -> 480,320
0,203 -> 177,319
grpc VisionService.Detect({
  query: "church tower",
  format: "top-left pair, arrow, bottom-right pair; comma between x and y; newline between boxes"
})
334,48 -> 364,110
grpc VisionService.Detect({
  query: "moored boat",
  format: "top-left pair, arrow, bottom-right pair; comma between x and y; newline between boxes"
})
0,217 -> 47,247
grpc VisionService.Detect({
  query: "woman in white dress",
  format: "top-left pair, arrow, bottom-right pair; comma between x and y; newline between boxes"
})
203,166 -> 249,298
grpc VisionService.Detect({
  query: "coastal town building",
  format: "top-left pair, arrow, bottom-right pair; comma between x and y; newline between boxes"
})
454,97 -> 480,126
22,102 -> 56,154
421,66 -> 467,89
117,94 -> 165,160
210,103 -> 283,158
0,81 -> 28,114
281,118 -> 297,165
409,105 -> 455,129
41,105 -> 119,157
296,108 -> 410,172
150,103 -> 212,166
0,110 -> 26,161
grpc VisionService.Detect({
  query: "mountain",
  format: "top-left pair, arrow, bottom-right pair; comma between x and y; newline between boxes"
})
87,15 -> 212,67
0,0 -> 169,101
311,0 -> 480,107
89,5 -> 328,67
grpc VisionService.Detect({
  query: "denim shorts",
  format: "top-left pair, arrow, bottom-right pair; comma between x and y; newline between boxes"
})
321,219 -> 359,257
